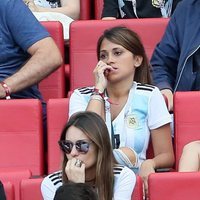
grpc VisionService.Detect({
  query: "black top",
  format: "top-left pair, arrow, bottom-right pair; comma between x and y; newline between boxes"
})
102,0 -> 182,18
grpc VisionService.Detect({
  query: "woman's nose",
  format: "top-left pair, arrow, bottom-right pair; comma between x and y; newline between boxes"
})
70,145 -> 79,156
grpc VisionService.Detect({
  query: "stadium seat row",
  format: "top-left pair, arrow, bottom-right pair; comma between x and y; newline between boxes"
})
39,18 -> 170,101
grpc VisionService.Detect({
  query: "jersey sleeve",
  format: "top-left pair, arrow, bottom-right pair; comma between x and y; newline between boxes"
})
69,89 -> 89,117
148,87 -> 172,129
113,167 -> 136,200
41,176 -> 57,200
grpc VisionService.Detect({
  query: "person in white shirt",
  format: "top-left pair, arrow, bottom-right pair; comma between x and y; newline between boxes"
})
69,26 -> 175,198
41,111 -> 136,200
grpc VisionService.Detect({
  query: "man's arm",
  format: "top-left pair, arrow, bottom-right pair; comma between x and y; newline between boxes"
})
0,37 -> 62,98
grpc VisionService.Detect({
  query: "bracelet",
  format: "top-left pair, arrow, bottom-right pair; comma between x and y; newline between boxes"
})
90,95 -> 104,103
92,88 -> 105,99
0,81 -> 11,99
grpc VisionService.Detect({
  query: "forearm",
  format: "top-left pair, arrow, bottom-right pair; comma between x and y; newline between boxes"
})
86,97 -> 105,120
3,37 -> 62,95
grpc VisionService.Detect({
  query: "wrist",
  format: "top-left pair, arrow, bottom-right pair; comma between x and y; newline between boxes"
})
0,81 -> 11,99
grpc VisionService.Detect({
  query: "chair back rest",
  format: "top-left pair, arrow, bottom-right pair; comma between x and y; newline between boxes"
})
0,99 -> 44,175
149,172 -> 200,200
39,21 -> 65,101
94,0 -> 103,19
0,169 -> 31,200
47,98 -> 69,174
174,91 -> 200,170
20,178 -> 43,200
80,0 -> 91,20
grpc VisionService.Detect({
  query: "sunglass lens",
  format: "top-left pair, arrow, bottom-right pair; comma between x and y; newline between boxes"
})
76,141 -> 89,153
59,141 -> 73,154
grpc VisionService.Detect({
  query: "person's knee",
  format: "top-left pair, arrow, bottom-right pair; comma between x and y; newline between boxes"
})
183,141 -> 200,153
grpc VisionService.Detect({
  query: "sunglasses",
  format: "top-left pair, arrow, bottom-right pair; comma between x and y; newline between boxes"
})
58,140 -> 93,154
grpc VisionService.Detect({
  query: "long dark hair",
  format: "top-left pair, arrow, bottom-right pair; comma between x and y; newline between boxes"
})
97,26 -> 152,84
60,111 -> 114,200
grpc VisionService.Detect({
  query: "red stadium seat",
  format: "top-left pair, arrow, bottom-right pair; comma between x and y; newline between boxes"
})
148,172 -> 200,200
2,182 -> 14,200
20,178 -> 43,200
94,0 -> 103,19
80,0 -> 91,20
69,18 -> 169,92
132,175 -> 143,200
174,91 -> 200,170
39,21 -> 66,101
47,98 -> 69,174
0,99 -> 44,176
0,169 -> 31,200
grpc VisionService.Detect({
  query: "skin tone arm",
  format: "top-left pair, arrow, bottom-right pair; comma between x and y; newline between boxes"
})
25,0 -> 80,20
0,37 -> 62,98
86,61 -> 114,120
139,124 -> 175,198
179,141 -> 200,172
161,89 -> 173,112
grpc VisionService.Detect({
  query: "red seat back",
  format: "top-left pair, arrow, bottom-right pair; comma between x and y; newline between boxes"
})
174,91 -> 200,170
131,175 -> 143,200
0,99 -> 44,175
148,172 -> 200,200
39,21 -> 66,101
0,169 -> 31,200
47,98 -> 69,174
80,0 -> 91,20
20,178 -> 43,200
69,18 -> 169,92
94,0 -> 103,19
2,182 -> 14,200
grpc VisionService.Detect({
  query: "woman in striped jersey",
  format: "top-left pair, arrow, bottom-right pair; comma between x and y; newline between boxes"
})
41,111 -> 136,200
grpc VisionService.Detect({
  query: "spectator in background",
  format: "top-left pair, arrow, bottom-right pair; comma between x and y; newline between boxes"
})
151,0 -> 200,112
69,26 -> 174,198
41,111 -> 136,200
102,0 -> 181,19
54,182 -> 98,200
0,0 -> 62,127
23,0 -> 80,40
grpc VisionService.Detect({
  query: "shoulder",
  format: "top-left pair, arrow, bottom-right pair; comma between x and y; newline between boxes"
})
41,171 -> 62,193
74,86 -> 94,95
114,164 -> 135,178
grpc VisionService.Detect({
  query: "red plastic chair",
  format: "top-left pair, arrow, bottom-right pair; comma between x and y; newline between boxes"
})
47,98 -> 69,174
148,172 -> 200,200
0,99 -> 44,176
131,175 -> 143,200
69,18 -> 169,92
39,21 -> 66,101
2,182 -> 14,200
20,178 -> 43,200
0,169 -> 31,200
80,0 -> 91,20
174,91 -> 200,170
94,0 -> 103,19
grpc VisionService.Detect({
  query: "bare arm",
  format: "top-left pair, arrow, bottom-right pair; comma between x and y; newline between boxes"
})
139,124 -> 175,198
0,37 -> 62,98
27,0 -> 80,20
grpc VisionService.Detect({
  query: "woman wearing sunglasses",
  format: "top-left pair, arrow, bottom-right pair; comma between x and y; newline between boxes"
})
41,111 -> 136,200
69,26 -> 175,198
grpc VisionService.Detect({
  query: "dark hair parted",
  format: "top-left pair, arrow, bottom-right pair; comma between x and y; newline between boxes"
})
59,111 -> 114,200
97,26 -> 152,84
